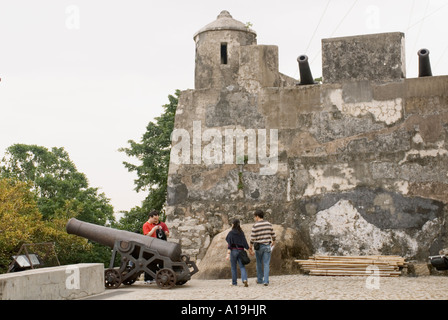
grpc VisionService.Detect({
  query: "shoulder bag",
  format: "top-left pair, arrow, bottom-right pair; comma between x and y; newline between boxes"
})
239,250 -> 250,265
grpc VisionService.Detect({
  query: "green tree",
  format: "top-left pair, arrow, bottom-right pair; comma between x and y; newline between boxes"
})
0,144 -> 115,225
116,205 -> 146,233
119,90 -> 179,230
0,178 -> 91,273
0,143 -> 118,270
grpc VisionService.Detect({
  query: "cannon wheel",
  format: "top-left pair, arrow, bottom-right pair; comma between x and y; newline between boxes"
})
105,268 -> 122,289
156,268 -> 177,289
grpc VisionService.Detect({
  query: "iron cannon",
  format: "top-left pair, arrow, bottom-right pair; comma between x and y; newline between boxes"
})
418,48 -> 432,77
297,55 -> 315,85
66,218 -> 198,289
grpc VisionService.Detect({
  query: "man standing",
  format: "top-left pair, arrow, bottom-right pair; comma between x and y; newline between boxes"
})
142,210 -> 170,283
143,210 -> 170,239
249,209 -> 276,286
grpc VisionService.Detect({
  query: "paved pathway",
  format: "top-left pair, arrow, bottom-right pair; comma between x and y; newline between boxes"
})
85,274 -> 448,300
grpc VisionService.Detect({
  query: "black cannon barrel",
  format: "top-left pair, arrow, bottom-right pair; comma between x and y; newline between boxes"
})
297,55 -> 315,85
418,48 -> 432,77
66,218 -> 182,262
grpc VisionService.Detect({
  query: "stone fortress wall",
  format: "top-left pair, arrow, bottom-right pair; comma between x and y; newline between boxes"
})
165,11 -> 448,263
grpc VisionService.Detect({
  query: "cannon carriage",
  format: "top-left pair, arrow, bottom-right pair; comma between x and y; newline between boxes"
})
66,218 -> 198,289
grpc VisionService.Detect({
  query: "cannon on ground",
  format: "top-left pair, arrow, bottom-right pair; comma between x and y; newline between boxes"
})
297,55 -> 315,85
418,48 -> 432,77
66,218 -> 198,289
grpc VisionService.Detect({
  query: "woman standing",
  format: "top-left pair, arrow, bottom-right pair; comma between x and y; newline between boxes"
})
225,219 -> 249,287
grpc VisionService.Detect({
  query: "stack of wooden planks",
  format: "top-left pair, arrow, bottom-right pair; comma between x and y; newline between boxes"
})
295,255 -> 407,277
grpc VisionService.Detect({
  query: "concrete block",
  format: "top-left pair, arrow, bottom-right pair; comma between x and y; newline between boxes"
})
0,263 -> 104,300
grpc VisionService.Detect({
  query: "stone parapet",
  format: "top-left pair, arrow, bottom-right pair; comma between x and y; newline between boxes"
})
322,32 -> 406,83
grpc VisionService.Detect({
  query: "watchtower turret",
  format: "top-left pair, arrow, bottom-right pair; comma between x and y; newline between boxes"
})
193,10 -> 257,90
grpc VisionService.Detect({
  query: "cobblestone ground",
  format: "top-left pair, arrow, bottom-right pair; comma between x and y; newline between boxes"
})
86,274 -> 448,300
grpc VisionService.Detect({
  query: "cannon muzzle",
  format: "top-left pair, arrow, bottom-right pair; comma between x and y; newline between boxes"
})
297,55 -> 315,85
66,218 -> 182,262
418,48 -> 432,77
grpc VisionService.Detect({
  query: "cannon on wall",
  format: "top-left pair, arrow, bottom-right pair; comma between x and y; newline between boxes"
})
297,55 -> 315,85
418,48 -> 432,77
66,218 -> 198,289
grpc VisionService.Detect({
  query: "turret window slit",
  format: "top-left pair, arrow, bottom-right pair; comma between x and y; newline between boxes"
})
221,43 -> 228,65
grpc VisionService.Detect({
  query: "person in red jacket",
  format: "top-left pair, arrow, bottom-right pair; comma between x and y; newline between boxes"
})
143,210 -> 170,240
142,210 -> 170,283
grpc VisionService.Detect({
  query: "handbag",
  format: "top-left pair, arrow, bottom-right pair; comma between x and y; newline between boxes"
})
239,250 -> 250,265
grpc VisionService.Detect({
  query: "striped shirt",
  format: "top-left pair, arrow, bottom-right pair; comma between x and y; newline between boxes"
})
250,220 -> 276,245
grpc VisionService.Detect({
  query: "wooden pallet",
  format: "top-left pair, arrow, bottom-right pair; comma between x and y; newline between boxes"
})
295,255 -> 407,277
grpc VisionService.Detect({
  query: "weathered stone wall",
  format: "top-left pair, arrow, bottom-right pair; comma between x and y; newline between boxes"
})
166,12 -> 448,264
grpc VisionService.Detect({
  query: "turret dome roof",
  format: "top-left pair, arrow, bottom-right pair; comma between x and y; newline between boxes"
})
193,10 -> 256,39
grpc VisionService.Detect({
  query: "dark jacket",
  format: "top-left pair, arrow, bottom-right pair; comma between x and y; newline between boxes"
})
226,229 -> 249,250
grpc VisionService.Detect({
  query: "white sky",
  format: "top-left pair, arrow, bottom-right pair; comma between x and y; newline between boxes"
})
1,0 -> 447,215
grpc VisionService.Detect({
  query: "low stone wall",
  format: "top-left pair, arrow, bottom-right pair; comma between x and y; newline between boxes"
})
0,263 -> 104,300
